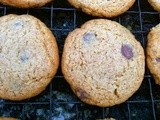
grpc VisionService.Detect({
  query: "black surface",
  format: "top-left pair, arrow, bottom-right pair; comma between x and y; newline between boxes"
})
0,0 -> 160,119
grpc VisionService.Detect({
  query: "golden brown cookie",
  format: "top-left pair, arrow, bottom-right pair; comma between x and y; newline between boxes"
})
0,14 -> 59,101
68,0 -> 135,18
0,118 -> 17,120
0,0 -> 53,8
62,19 -> 145,107
148,0 -> 160,12
147,23 -> 160,85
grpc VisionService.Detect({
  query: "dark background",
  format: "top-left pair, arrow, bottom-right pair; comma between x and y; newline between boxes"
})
0,0 -> 160,119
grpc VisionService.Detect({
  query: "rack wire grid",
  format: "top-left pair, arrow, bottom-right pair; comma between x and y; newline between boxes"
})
0,0 -> 160,120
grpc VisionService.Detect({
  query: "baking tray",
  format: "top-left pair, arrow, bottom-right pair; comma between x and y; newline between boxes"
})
0,0 -> 160,119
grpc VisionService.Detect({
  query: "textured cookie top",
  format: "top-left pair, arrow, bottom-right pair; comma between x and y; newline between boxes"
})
68,0 -> 135,18
62,19 -> 145,107
147,23 -> 160,85
0,14 -> 59,100
0,0 -> 53,8
148,0 -> 160,12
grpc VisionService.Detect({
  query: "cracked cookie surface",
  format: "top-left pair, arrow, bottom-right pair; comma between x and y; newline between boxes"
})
0,0 -> 53,8
147,23 -> 160,85
0,14 -> 59,100
68,0 -> 135,18
62,19 -> 145,107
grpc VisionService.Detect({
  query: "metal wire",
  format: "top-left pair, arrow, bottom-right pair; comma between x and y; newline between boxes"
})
0,0 -> 159,119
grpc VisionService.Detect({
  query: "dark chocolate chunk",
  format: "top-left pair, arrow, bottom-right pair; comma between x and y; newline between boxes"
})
14,21 -> 23,29
20,52 -> 29,62
121,44 -> 133,59
83,32 -> 96,43
75,88 -> 89,100
156,58 -> 160,62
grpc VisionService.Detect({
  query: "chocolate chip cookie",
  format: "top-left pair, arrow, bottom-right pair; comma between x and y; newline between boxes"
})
0,14 -> 59,100
147,23 -> 160,85
62,19 -> 145,107
0,0 -> 53,8
68,0 -> 135,18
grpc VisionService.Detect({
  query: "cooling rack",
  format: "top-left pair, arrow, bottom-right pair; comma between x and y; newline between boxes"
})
0,0 -> 160,119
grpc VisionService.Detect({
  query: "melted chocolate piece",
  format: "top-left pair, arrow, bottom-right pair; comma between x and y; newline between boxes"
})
156,58 -> 160,62
14,21 -> 23,29
75,88 -> 89,100
83,32 -> 96,43
20,52 -> 29,62
121,44 -> 133,59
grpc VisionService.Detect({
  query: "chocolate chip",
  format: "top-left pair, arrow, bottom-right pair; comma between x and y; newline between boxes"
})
20,52 -> 29,63
121,44 -> 133,59
14,21 -> 23,29
156,58 -> 160,62
75,88 -> 89,100
83,32 -> 96,43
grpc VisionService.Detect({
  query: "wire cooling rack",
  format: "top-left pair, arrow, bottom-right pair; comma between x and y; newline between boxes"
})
0,0 -> 160,119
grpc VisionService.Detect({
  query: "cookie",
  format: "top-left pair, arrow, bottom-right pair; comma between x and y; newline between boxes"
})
148,0 -> 160,12
68,0 -> 135,18
147,23 -> 160,85
0,14 -> 59,101
0,118 -> 17,120
0,0 -> 53,8
62,19 -> 145,107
